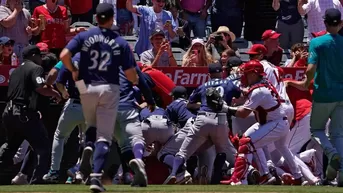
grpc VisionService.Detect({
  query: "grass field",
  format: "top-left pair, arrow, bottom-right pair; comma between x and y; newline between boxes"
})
0,185 -> 342,193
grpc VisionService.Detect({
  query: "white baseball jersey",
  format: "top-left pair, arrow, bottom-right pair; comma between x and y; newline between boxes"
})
243,86 -> 286,123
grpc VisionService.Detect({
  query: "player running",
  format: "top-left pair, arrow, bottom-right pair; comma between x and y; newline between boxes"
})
60,3 -> 138,192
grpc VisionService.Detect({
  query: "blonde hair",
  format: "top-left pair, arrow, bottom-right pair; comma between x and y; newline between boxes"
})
182,44 -> 213,67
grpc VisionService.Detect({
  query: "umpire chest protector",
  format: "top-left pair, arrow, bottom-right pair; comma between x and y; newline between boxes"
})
245,80 -> 282,125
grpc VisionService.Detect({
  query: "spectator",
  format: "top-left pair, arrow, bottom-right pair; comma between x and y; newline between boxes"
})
33,0 -> 86,57
182,38 -> 213,67
206,26 -> 237,61
176,0 -> 212,39
285,43 -> 308,67
262,29 -> 283,66
64,0 -> 93,24
117,0 -> 133,35
126,0 -> 177,56
272,0 -> 304,49
0,36 -> 18,65
140,29 -> 177,67
0,0 -> 40,62
211,0 -> 243,38
220,48 -> 236,67
223,55 -> 242,78
166,3 -> 190,49
298,0 -> 343,40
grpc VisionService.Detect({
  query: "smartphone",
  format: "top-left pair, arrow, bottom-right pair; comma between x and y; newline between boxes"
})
166,20 -> 172,25
214,35 -> 223,42
192,50 -> 198,55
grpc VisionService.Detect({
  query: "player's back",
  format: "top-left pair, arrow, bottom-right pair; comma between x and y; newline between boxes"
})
166,98 -> 196,128
191,78 -> 241,112
118,66 -> 139,108
77,27 -> 130,85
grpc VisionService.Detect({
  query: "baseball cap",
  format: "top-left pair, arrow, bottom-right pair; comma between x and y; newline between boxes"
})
227,56 -> 243,68
171,86 -> 187,98
36,42 -> 49,54
208,63 -> 223,74
96,3 -> 114,20
191,38 -> 205,46
0,36 -> 14,45
261,30 -> 281,41
246,44 -> 268,55
149,29 -> 165,39
311,30 -> 327,37
22,45 -> 41,59
323,8 -> 341,25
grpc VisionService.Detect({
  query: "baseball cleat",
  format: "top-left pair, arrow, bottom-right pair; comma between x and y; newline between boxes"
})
326,153 -> 341,181
247,169 -> 260,185
163,175 -> 176,185
123,172 -> 134,185
80,146 -> 93,176
176,170 -> 192,184
129,159 -> 147,187
198,165 -> 208,185
293,177 -> 309,186
259,173 -> 276,185
67,164 -> 80,179
65,177 -> 74,184
268,165 -> 282,185
75,171 -> 84,184
11,173 -> 29,185
42,170 -> 59,183
89,177 -> 106,193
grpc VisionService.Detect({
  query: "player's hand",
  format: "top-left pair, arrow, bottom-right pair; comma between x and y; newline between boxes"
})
138,102 -> 147,109
72,70 -> 79,82
62,91 -> 70,100
148,104 -> 156,112
53,92 -> 62,104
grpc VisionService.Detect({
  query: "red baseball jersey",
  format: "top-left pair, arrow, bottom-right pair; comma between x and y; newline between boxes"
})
33,5 -> 68,49
64,0 -> 92,14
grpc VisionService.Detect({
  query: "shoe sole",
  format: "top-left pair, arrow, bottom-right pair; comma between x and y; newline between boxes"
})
79,147 -> 93,175
129,159 -> 147,187
90,184 -> 105,193
260,176 -> 276,185
163,176 -> 176,185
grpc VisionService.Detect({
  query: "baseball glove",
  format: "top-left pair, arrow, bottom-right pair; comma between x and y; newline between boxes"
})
206,87 -> 224,112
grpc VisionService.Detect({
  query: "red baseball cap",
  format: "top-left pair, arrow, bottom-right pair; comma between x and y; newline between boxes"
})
262,30 -> 281,41
246,44 -> 268,55
36,42 -> 49,54
311,30 -> 327,38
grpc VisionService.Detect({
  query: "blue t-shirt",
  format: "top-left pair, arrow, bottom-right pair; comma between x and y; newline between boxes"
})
119,65 -> 155,109
54,61 -> 63,70
278,0 -> 301,25
56,53 -> 81,99
65,27 -> 135,85
189,78 -> 241,112
308,34 -> 343,103
166,98 -> 196,128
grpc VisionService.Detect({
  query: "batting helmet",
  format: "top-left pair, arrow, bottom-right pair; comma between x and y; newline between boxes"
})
239,60 -> 266,87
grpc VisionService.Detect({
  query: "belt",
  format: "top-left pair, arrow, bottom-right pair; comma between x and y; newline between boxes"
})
198,111 -> 217,118
183,9 -> 201,15
70,98 -> 81,104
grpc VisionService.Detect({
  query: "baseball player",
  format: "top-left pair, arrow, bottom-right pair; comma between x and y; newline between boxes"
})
164,63 -> 239,185
113,65 -> 156,187
42,53 -> 87,184
60,3 -> 138,192
212,60 -> 303,185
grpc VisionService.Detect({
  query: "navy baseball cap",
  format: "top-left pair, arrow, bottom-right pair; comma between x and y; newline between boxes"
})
323,8 -> 341,25
208,63 -> 223,74
171,86 -> 187,98
227,56 -> 243,68
22,45 -> 41,59
0,36 -> 14,45
150,29 -> 165,39
96,3 -> 114,20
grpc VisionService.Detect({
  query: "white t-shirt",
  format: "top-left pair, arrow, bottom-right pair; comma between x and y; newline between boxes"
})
155,11 -> 163,30
243,86 -> 286,122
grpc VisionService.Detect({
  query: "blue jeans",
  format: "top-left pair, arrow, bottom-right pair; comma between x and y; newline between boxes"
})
184,12 -> 206,38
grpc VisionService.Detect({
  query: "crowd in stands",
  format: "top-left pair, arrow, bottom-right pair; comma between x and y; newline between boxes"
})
1,0 -> 340,69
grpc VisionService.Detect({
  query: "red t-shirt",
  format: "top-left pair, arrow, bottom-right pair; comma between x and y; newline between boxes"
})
64,0 -> 92,14
285,79 -> 313,121
266,46 -> 283,66
293,58 -> 307,67
33,5 -> 68,49
117,0 -> 127,9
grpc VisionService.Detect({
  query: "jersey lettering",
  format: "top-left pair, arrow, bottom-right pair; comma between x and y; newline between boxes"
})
88,50 -> 111,71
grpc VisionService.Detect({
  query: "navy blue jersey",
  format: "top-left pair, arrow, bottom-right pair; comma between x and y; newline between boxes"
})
56,53 -> 81,99
189,78 -> 241,112
65,27 -> 135,85
119,65 -> 155,108
133,86 -> 143,104
165,98 -> 196,128
140,107 -> 167,121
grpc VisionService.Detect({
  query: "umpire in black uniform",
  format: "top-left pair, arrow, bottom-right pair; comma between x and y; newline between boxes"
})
0,45 -> 61,184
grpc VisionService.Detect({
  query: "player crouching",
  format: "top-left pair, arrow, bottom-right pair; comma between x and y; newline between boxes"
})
206,60 -> 306,185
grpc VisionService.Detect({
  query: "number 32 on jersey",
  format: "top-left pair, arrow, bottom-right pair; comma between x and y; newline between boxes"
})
88,50 -> 111,71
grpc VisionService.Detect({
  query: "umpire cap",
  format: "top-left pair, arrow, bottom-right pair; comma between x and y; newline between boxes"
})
96,3 -> 114,20
171,86 -> 187,99
22,45 -> 41,59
